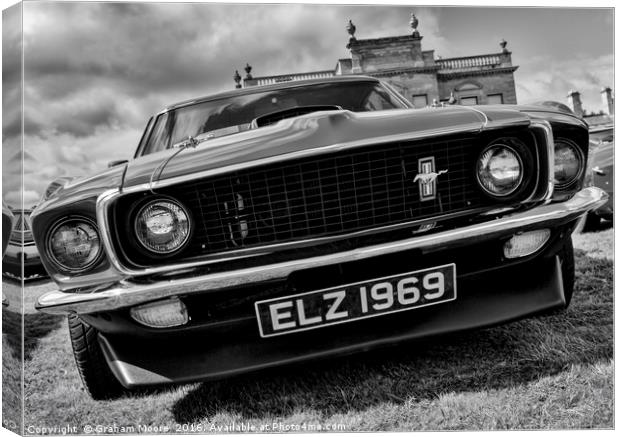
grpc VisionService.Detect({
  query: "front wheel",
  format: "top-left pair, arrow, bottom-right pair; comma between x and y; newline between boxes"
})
68,314 -> 125,400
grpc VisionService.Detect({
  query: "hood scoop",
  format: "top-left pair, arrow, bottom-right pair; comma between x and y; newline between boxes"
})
251,105 -> 343,128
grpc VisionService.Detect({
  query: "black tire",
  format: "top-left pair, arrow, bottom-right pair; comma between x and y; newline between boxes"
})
68,314 -> 125,400
581,213 -> 601,232
559,237 -> 575,308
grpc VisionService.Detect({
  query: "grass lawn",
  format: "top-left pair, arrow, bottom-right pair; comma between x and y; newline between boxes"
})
2,228 -> 613,432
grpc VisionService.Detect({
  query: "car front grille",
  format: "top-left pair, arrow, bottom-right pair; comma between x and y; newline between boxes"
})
160,136 -> 492,257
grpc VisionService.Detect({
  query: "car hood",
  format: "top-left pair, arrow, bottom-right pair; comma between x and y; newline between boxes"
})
33,165 -> 127,215
122,106 -> 531,188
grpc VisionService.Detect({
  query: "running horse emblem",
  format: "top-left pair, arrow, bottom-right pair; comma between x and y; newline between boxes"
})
413,157 -> 447,201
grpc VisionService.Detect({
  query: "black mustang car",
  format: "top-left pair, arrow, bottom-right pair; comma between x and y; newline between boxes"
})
31,76 -> 606,399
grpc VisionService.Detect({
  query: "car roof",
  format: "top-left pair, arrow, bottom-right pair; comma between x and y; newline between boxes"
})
162,75 -> 381,113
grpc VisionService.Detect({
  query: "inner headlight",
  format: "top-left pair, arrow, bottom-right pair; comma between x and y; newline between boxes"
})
554,138 -> 583,189
134,199 -> 191,254
48,217 -> 102,272
476,144 -> 523,197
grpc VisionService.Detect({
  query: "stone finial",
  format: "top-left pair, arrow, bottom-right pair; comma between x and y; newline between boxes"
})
346,19 -> 357,49
233,70 -> 242,89
500,38 -> 508,53
410,13 -> 420,37
244,63 -> 253,80
346,19 -> 356,38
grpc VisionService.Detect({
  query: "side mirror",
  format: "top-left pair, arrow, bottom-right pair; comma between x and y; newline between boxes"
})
108,159 -> 128,168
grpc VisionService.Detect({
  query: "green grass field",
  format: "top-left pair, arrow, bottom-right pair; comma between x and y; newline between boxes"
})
2,227 -> 614,432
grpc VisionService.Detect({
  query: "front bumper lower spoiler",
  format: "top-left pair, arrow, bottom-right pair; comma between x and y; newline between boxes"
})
36,187 -> 607,315
102,255 -> 565,388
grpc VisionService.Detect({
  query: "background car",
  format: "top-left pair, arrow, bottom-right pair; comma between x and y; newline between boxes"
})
2,200 -> 14,256
2,201 -> 15,306
582,125 -> 613,230
2,208 -> 47,281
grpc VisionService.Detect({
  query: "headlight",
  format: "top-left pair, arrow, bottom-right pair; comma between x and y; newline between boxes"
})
48,217 -> 102,272
554,138 -> 583,189
134,199 -> 191,254
476,144 -> 523,197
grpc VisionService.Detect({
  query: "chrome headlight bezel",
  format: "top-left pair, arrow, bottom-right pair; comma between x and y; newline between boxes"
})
133,197 -> 193,256
46,216 -> 104,274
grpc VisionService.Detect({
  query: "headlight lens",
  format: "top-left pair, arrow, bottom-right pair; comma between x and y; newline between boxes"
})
554,139 -> 583,189
48,218 -> 102,272
134,199 -> 191,254
476,145 -> 523,196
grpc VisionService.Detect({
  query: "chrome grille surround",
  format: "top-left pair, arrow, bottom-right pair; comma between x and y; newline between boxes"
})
96,121 -> 554,279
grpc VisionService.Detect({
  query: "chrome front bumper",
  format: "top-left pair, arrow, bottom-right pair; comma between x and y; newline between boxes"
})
36,187 -> 607,315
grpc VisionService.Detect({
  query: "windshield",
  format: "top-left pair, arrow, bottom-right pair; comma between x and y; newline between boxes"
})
139,81 -> 408,156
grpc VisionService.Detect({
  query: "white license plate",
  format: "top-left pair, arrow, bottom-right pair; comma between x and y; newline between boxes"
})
255,263 -> 457,338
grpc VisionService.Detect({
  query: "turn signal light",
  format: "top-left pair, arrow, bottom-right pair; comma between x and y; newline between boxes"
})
130,297 -> 189,328
503,229 -> 551,259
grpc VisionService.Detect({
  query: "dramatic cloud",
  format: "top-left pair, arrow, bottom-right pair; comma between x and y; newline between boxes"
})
2,3 -> 22,206
516,54 -> 614,113
1,3 -> 613,208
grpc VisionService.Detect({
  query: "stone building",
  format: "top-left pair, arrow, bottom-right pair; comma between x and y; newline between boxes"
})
235,13 -> 519,108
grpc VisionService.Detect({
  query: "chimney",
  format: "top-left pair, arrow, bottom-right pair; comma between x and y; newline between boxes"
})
601,87 -> 614,116
567,90 -> 583,118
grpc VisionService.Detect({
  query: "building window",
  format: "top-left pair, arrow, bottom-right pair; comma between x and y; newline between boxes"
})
412,94 -> 428,109
487,94 -> 504,105
460,96 -> 478,106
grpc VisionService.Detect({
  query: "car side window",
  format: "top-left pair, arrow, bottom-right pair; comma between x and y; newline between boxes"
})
362,88 -> 401,111
146,113 -> 173,154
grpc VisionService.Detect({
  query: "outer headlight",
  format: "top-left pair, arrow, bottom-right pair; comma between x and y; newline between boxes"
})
48,217 -> 103,272
134,199 -> 191,254
554,138 -> 584,189
476,144 -> 523,197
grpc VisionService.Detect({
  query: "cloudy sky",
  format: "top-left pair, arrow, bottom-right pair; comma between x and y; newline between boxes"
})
1,1 -> 614,207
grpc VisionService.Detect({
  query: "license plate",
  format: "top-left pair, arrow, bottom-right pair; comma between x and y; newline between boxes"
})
255,263 -> 457,338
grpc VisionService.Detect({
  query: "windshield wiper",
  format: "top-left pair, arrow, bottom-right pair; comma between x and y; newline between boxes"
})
171,133 -> 211,149
171,124 -> 251,149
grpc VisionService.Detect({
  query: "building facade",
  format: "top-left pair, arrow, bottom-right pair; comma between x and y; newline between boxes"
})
236,14 -> 519,108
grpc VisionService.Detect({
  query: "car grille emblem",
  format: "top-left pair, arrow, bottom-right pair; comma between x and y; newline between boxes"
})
414,157 -> 447,201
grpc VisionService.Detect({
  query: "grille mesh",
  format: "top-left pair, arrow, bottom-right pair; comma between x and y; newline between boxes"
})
166,136 -> 490,256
